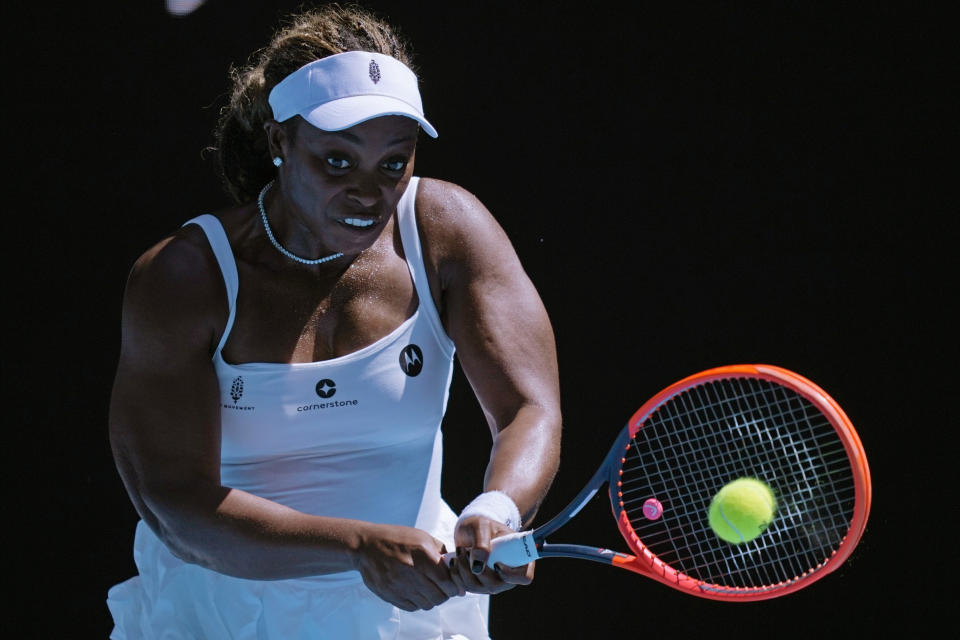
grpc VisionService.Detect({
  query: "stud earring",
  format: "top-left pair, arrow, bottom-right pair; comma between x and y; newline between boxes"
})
272,157 -> 283,167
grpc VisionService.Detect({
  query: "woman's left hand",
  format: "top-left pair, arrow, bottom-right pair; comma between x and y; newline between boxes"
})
451,515 -> 534,594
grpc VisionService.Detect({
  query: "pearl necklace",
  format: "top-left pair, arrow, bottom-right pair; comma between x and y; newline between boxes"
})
257,181 -> 344,265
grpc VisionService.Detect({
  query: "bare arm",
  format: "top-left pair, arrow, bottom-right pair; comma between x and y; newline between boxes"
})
109,229 -> 462,610
419,180 -> 562,584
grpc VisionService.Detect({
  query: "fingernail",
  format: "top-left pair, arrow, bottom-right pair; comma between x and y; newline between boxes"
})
471,560 -> 484,574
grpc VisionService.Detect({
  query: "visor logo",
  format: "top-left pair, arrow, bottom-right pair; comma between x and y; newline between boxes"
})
369,59 -> 381,84
315,378 -> 337,398
399,344 -> 424,377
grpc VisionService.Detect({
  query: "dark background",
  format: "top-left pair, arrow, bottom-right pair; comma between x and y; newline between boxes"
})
10,1 -> 950,637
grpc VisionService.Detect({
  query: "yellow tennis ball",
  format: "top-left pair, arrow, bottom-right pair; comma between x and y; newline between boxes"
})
708,478 -> 777,544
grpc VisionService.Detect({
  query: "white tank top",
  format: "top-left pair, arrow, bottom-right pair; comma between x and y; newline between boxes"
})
183,177 -> 457,583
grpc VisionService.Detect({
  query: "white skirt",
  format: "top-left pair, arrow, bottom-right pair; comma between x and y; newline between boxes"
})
108,517 -> 490,640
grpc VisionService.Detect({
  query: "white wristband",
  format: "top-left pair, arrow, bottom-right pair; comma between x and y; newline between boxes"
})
457,490 -> 523,532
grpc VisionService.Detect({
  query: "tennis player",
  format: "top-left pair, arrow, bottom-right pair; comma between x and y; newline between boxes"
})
106,5 -> 561,639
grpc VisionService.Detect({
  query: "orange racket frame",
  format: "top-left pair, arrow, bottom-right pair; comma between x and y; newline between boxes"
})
472,364 -> 871,602
607,364 -> 872,600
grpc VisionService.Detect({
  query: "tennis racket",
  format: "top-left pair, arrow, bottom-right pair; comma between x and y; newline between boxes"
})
447,364 -> 871,601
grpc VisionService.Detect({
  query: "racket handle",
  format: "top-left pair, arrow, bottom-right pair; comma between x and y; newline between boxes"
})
440,531 -> 540,569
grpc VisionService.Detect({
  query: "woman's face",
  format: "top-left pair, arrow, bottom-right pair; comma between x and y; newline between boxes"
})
270,115 -> 420,257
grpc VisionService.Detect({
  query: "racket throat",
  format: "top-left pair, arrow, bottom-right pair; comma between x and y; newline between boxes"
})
533,430 -> 627,540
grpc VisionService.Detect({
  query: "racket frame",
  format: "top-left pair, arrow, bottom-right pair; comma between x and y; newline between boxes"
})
500,364 -> 871,601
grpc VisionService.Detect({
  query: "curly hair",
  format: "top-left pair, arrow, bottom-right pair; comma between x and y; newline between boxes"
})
212,4 -> 414,203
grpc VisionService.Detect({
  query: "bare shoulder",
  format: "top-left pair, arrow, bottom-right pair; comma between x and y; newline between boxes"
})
415,177 -> 515,270
126,224 -> 222,309
130,223 -> 212,278
416,177 -> 487,219
121,222 -> 227,360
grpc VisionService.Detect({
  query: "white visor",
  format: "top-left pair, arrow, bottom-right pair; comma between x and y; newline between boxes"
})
268,51 -> 438,138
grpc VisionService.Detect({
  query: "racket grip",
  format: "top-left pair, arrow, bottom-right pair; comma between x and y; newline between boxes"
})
489,531 -> 539,567
439,531 -> 539,569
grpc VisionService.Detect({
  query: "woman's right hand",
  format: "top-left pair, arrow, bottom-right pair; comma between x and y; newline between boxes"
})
355,524 -> 466,611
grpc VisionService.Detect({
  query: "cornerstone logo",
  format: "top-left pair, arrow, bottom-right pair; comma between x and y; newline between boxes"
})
315,379 -> 336,398
298,378 -> 359,413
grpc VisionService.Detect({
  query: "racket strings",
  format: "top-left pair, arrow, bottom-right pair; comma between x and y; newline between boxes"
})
619,377 -> 856,590
671,380 -> 851,586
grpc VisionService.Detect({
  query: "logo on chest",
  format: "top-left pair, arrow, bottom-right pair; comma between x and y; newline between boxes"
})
223,375 -> 256,411
399,344 -> 424,377
297,377 -> 359,413
315,378 -> 337,398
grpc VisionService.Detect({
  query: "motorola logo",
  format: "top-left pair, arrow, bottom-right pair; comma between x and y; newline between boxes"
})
315,379 -> 337,398
399,344 -> 424,377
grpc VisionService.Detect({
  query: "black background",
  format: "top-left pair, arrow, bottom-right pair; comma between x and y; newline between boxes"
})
10,1 -> 951,637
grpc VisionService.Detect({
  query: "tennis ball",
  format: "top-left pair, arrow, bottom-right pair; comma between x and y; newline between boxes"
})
708,478 -> 777,544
